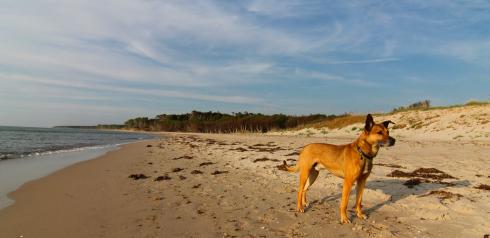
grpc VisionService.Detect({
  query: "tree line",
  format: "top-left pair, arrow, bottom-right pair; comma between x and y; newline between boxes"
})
100,111 -> 336,133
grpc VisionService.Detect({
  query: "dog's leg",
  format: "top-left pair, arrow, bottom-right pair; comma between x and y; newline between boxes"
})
302,169 -> 319,208
340,178 -> 354,224
354,175 -> 369,219
296,167 -> 310,213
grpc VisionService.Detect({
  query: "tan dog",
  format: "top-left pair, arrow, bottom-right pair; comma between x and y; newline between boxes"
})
279,114 -> 395,224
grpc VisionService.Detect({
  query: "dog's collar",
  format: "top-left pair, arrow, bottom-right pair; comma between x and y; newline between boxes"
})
356,146 -> 374,160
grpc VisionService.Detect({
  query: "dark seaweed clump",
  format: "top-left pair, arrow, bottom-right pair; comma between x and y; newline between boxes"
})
154,175 -> 171,181
129,174 -> 149,180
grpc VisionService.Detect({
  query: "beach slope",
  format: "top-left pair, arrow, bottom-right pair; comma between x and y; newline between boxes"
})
0,141 -> 159,238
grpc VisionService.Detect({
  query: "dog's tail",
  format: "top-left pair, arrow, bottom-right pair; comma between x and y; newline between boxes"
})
276,160 -> 299,173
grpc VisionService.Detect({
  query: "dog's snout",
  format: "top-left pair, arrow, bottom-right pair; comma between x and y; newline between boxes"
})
388,137 -> 396,146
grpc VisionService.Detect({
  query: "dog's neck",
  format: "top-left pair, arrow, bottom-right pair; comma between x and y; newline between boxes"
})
355,139 -> 379,159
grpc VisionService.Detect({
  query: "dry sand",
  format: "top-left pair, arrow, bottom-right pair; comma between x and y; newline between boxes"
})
271,105 -> 490,143
1,130 -> 489,237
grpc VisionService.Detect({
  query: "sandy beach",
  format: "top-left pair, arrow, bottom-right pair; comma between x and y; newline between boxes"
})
1,129 -> 489,237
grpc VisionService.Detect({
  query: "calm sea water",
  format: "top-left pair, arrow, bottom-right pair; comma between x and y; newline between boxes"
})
0,126 -> 153,160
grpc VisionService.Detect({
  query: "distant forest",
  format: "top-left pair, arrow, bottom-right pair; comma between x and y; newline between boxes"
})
94,99 -> 490,133
97,111 -> 336,133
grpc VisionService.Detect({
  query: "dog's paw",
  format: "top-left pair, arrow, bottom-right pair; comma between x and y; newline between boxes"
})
356,212 -> 367,220
340,216 -> 351,224
296,207 -> 305,213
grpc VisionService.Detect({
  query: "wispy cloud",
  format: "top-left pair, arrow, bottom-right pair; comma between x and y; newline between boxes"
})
292,69 -> 380,87
246,0 -> 325,18
0,73 -> 262,105
437,40 -> 490,65
322,58 -> 400,65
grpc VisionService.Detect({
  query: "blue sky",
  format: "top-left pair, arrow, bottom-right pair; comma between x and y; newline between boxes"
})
1,0 -> 489,127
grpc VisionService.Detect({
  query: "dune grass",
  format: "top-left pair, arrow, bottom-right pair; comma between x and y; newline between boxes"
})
296,100 -> 489,131
392,100 -> 490,113
311,115 -> 366,129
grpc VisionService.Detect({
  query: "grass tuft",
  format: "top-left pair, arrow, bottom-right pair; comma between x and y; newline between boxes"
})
312,115 -> 365,129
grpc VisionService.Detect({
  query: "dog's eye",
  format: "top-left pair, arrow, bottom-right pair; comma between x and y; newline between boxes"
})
377,131 -> 383,135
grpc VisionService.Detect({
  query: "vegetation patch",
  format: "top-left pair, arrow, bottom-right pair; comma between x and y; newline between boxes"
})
173,155 -> 193,160
474,184 -> 490,191
253,157 -> 280,163
191,170 -> 203,174
154,175 -> 171,181
121,111 -> 327,133
403,178 -> 422,188
392,100 -> 431,113
285,151 -> 301,156
199,162 -> 214,167
211,170 -> 229,175
128,174 -> 149,180
374,163 -> 405,169
312,114 -> 365,129
413,168 -> 456,179
453,135 -> 463,140
387,167 -> 456,180
276,162 -> 288,171
192,184 -> 201,189
464,100 -> 490,106
410,121 -> 424,129
247,145 -> 285,153
230,147 -> 248,152
172,168 -> 184,172
98,100 -> 490,132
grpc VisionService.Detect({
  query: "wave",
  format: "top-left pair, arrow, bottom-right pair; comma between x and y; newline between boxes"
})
0,127 -> 155,161
0,143 -> 128,161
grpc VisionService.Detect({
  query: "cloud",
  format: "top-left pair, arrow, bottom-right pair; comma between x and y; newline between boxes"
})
292,69 -> 380,87
437,40 -> 490,64
0,0 -> 406,90
246,0 -> 324,18
322,58 -> 400,65
0,0 -> 324,89
0,73 -> 262,105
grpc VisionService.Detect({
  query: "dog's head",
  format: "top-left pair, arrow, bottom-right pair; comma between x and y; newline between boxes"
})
362,114 -> 396,147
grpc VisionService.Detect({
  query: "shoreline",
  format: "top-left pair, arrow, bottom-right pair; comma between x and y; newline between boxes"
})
0,133 -> 488,237
0,136 -> 156,211
0,144 -> 120,210
0,140 -> 159,238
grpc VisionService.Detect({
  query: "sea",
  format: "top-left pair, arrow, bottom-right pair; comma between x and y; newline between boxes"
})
0,126 -> 154,209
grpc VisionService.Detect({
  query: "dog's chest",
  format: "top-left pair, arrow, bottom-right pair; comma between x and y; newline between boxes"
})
361,159 -> 373,175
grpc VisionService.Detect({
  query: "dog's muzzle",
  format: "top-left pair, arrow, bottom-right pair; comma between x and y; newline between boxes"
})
379,137 -> 396,147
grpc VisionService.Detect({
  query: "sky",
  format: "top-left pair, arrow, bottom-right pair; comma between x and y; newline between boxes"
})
1,0 -> 489,127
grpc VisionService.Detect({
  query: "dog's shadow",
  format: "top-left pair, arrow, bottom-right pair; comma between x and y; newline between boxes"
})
307,178 -> 471,215
364,178 -> 470,214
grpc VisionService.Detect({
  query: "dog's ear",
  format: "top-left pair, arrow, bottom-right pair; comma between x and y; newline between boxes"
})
365,114 -> 374,132
382,120 -> 395,128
